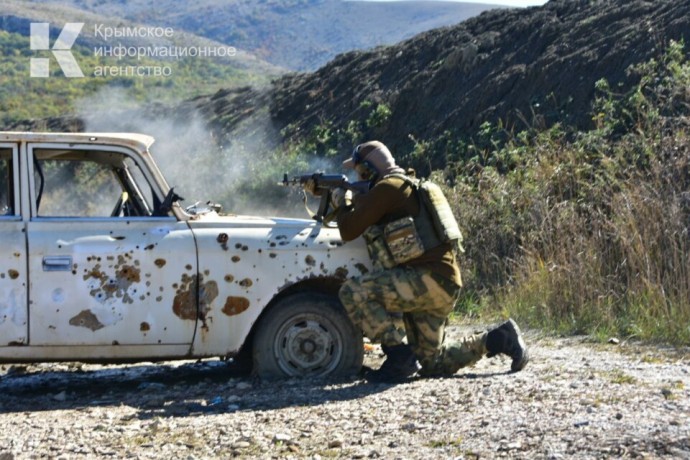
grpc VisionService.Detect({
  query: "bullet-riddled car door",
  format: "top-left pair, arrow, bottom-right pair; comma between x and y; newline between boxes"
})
0,144 -> 28,346
26,143 -> 198,349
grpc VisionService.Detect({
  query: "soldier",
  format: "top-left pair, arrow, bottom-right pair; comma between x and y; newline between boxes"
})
328,140 -> 529,383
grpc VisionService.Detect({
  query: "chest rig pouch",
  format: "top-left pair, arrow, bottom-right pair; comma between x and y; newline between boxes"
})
362,225 -> 397,270
383,216 -> 425,265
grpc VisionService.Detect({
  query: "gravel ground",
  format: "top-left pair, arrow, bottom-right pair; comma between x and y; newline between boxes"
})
0,326 -> 688,459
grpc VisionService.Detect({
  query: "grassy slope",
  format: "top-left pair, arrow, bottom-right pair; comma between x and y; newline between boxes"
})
0,30 -> 276,125
445,41 -> 690,345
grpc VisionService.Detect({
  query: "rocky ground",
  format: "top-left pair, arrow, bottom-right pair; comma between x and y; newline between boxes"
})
0,326 -> 688,459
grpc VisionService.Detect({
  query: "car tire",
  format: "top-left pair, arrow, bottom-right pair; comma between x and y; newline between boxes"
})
252,292 -> 363,379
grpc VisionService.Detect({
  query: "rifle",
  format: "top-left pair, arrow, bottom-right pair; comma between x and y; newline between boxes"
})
280,172 -> 370,222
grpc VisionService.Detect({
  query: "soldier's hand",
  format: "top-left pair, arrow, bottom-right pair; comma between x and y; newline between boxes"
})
303,178 -> 322,196
331,187 -> 353,209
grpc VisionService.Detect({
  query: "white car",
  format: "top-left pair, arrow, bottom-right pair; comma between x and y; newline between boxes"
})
0,132 -> 370,378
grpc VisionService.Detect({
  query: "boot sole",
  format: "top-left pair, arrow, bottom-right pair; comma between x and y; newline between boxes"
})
505,319 -> 529,372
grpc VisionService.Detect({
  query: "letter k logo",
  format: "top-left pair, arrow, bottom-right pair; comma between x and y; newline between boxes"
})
30,23 -> 85,78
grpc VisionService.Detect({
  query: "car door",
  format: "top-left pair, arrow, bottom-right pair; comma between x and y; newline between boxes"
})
25,142 -> 198,352
0,143 -> 28,346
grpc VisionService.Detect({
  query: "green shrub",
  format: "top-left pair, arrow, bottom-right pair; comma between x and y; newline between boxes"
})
446,40 -> 690,345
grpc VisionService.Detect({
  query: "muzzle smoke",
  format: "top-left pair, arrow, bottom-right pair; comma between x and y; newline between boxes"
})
74,87 -> 343,218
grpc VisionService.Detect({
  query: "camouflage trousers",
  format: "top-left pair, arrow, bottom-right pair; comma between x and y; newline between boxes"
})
339,266 -> 488,376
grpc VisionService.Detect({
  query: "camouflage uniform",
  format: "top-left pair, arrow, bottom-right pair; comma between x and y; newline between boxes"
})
339,259 -> 486,377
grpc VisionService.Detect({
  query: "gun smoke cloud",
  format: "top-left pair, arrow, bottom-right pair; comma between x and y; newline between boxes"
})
74,87 -> 343,218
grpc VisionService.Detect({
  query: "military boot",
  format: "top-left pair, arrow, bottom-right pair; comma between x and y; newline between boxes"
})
486,319 -> 529,372
366,344 -> 420,383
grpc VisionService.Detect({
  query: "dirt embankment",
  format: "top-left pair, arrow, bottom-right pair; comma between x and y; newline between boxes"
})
268,0 -> 690,170
0,327 -> 687,459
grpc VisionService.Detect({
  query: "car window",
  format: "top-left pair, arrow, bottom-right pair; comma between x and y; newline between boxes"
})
123,155 -> 155,213
0,149 -> 14,216
33,149 -> 156,218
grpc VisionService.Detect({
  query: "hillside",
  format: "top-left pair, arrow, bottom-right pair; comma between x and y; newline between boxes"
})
0,2 -> 282,125
8,0 -> 690,199
77,0 -> 688,176
20,0 -> 498,70
263,0 -> 690,171
107,0 -> 690,176
0,2 -> 279,74
0,0 -> 498,127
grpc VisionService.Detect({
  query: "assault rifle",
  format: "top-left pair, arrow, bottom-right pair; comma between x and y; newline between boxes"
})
281,172 -> 370,222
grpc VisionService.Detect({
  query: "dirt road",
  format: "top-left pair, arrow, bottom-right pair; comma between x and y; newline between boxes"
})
0,329 -> 688,459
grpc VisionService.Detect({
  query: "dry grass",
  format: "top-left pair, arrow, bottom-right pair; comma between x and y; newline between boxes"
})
448,41 -> 690,345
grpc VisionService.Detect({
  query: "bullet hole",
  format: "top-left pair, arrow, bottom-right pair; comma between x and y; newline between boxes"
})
69,310 -> 104,331
117,265 -> 140,283
218,233 -> 229,251
222,296 -> 250,316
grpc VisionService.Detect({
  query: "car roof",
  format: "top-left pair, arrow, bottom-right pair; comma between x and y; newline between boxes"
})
0,132 -> 155,151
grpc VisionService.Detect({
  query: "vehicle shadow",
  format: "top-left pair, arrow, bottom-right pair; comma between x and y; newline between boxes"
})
0,360 -> 394,418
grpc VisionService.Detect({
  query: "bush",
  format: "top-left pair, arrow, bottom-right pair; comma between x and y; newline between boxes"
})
446,41 -> 690,345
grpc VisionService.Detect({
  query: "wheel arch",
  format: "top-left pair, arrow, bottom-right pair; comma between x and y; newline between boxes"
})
231,276 -> 346,366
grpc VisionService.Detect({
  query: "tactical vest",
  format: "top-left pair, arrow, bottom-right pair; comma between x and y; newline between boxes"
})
365,174 -> 463,268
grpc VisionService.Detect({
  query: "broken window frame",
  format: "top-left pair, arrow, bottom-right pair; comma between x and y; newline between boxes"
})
26,143 -> 169,221
0,144 -> 19,219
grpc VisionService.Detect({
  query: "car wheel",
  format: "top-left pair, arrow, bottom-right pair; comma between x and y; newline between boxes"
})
252,292 -> 363,379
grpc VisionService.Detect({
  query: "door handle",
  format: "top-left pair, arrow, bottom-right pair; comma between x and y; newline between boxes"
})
43,256 -> 72,272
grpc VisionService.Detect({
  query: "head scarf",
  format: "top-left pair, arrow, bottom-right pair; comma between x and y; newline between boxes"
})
343,141 -> 405,178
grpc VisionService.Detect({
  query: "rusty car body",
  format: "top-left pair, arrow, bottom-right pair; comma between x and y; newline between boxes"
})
0,132 -> 370,378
